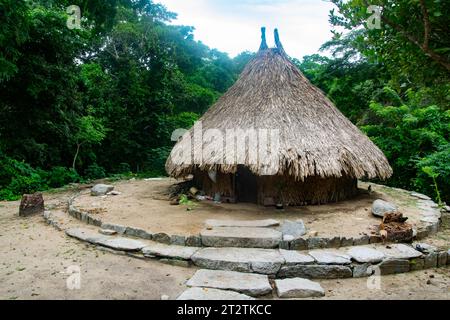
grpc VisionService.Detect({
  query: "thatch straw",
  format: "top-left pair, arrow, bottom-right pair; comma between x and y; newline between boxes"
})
166,29 -> 393,181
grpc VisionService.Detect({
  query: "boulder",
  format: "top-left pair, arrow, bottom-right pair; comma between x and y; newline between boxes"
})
19,193 -> 45,217
91,184 -> 114,196
372,199 -> 398,218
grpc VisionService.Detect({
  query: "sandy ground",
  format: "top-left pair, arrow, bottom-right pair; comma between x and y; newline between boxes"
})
0,195 -> 194,300
73,179 -> 428,237
0,183 -> 448,300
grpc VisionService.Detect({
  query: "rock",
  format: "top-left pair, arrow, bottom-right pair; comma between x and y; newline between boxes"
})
309,250 -> 352,265
170,235 -> 186,246
99,229 -> 117,236
191,247 -> 284,275
107,191 -> 121,196
283,235 -> 295,242
410,258 -> 425,271
19,193 -> 45,217
186,269 -> 272,297
340,237 -> 354,247
280,220 -> 307,238
414,243 -> 437,254
347,246 -> 385,263
278,265 -> 352,279
125,227 -> 152,240
291,237 -> 308,250
420,216 -> 440,224
307,238 -> 329,250
205,219 -> 280,228
91,184 -> 114,196
353,263 -> 373,278
152,233 -> 171,244
437,252 -> 447,267
95,238 -> 146,252
142,243 -> 199,260
377,259 -> 410,275
410,192 -> 431,200
353,236 -> 370,246
372,199 -> 398,218
424,252 -> 438,268
160,295 -> 170,300
377,244 -> 423,259
186,235 -> 202,247
177,287 -> 255,301
200,227 -> 282,249
443,205 -> 450,213
327,237 -> 342,248
279,250 -> 315,265
369,235 -> 382,244
275,278 -> 325,298
101,223 -> 127,235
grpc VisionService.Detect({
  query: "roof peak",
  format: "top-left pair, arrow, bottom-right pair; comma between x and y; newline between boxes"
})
258,27 -> 285,54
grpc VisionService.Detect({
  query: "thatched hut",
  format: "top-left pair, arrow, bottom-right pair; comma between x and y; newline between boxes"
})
166,28 -> 392,206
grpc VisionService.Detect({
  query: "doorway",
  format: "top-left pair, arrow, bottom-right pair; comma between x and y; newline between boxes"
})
235,165 -> 258,203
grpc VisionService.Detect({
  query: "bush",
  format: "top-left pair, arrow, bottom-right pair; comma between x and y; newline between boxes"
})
84,163 -> 107,180
46,167 -> 80,188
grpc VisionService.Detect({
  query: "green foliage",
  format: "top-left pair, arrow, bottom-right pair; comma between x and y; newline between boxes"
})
84,163 -> 107,180
46,167 -> 80,188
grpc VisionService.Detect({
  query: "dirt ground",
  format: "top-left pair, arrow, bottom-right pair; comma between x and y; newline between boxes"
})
0,182 -> 449,300
73,179 -> 429,237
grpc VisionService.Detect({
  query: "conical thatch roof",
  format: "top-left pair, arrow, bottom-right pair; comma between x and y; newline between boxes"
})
166,28 -> 393,181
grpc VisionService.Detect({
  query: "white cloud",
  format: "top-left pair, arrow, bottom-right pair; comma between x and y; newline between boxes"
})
157,0 -> 336,58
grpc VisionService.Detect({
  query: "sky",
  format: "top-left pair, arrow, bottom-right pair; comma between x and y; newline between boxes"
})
156,0 -> 337,59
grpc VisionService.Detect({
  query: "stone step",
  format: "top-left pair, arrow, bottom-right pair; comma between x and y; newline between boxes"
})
201,227 -> 282,248
205,219 -> 280,228
177,287 -> 255,300
142,243 -> 200,260
275,278 -> 325,299
186,269 -> 272,297
191,247 -> 285,275
66,228 -> 146,252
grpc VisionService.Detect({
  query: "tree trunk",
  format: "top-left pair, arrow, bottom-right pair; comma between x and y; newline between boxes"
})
72,143 -> 81,171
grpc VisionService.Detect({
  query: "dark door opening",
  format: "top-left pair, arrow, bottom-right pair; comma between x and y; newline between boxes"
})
235,165 -> 257,203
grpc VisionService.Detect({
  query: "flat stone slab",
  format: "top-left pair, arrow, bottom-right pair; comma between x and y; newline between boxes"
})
177,287 -> 255,300
275,278 -> 325,298
347,246 -> 385,263
377,244 -> 422,259
410,192 -> 431,200
280,220 -> 307,238
278,265 -> 352,279
309,250 -> 352,265
95,238 -> 146,252
205,219 -> 280,228
186,269 -> 272,297
279,250 -> 315,265
191,247 -> 284,275
201,227 -> 282,248
66,228 -> 108,244
142,243 -> 200,260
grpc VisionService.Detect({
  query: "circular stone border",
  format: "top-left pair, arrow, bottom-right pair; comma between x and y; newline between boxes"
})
65,183 -> 445,250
